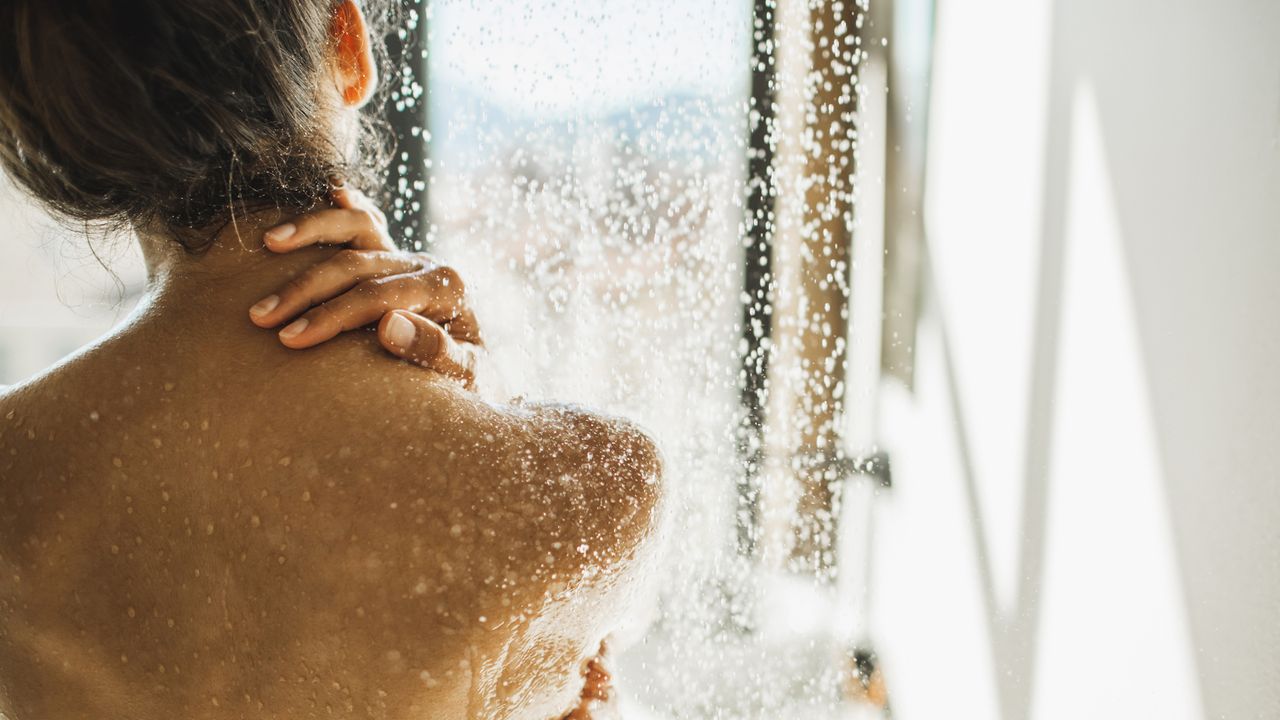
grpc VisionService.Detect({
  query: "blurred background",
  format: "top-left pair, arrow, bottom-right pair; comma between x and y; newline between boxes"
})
1,0 -> 1276,718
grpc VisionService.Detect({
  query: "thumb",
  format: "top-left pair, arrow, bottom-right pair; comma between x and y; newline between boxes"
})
377,310 -> 478,387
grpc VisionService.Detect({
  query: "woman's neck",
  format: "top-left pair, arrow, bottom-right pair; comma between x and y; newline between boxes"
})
134,209 -> 343,325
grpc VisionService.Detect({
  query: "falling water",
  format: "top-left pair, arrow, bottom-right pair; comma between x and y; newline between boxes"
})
389,0 -> 879,717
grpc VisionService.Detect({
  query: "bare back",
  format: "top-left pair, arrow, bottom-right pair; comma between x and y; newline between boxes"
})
0,278 -> 663,720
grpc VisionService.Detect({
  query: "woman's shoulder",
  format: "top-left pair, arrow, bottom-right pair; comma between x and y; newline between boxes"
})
293,337 -> 669,602
2,328 -> 667,609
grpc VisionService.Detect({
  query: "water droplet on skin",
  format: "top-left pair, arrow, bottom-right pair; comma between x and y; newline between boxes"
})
89,411 -> 99,421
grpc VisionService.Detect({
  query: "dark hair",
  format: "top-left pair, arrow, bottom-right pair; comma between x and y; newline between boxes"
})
0,0 -> 392,251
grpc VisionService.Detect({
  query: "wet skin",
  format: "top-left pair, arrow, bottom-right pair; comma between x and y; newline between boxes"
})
0,212 -> 665,719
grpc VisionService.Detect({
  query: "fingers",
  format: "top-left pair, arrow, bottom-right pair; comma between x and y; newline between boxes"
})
378,310 -> 480,387
275,266 -> 466,350
441,309 -> 483,346
248,250 -> 427,328
331,185 -> 389,229
263,206 -> 395,253
579,656 -> 612,703
562,645 -> 613,719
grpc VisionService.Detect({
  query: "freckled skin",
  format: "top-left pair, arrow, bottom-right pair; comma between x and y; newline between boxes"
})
0,215 -> 665,720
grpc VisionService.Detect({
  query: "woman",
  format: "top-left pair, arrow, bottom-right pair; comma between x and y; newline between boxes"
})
0,2 -> 664,719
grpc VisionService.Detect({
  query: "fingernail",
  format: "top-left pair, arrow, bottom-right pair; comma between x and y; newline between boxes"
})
279,318 -> 309,340
385,313 -> 416,350
249,294 -> 280,318
265,223 -> 296,245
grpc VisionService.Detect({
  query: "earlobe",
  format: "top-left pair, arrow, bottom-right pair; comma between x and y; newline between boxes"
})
343,83 -> 366,106
331,0 -> 378,108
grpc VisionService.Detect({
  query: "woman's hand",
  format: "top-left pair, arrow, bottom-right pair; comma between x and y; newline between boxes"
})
561,643 -> 615,720
248,185 -> 483,388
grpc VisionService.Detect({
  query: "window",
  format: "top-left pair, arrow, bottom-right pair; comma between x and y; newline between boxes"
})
421,0 -> 895,714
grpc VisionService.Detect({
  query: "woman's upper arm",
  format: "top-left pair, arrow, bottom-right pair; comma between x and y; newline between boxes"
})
377,381 -> 666,614
503,402 -> 665,568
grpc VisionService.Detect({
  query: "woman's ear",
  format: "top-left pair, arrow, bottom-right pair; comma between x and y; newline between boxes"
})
331,0 -> 378,108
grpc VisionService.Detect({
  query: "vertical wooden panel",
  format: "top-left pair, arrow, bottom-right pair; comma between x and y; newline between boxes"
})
737,0 -> 780,558
383,1 -> 429,250
783,0 -> 864,574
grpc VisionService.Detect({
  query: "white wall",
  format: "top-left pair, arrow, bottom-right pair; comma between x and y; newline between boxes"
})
873,0 -> 1280,718
0,178 -> 142,385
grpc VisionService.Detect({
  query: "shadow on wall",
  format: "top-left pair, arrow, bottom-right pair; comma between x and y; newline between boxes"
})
1055,1 -> 1280,717
888,0 -> 1279,719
